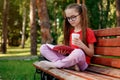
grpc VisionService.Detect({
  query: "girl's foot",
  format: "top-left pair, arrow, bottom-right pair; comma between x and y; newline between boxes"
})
69,64 -> 80,71
74,64 -> 80,71
38,61 -> 56,69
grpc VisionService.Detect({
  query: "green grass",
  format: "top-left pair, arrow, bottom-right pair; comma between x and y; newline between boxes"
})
0,45 -> 41,80
0,59 -> 40,80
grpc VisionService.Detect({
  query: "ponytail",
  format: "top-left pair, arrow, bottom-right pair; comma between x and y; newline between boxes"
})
81,4 -> 88,45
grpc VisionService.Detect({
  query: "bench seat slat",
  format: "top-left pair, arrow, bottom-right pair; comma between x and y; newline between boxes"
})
91,56 -> 120,68
62,69 -> 120,80
94,27 -> 120,37
33,62 -> 87,80
95,47 -> 120,56
87,65 -> 120,79
96,38 -> 120,46
33,62 -> 120,80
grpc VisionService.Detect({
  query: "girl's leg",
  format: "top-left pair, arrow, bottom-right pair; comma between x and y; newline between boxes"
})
52,49 -> 88,71
40,44 -> 65,62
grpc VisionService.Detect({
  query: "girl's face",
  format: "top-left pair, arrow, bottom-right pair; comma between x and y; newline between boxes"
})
65,8 -> 81,27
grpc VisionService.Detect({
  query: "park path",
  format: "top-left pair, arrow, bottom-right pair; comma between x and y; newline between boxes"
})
0,55 -> 38,60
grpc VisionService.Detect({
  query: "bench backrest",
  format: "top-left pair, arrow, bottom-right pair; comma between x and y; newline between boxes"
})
92,27 -> 120,68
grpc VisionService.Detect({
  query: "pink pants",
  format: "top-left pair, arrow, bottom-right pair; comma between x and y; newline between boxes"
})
40,44 -> 88,71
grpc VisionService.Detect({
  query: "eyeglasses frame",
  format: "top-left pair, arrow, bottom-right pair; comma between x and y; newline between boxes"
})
66,14 -> 80,22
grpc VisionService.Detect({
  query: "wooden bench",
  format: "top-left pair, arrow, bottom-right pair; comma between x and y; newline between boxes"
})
33,27 -> 120,80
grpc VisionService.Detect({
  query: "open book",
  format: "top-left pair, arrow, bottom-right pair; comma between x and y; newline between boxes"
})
46,44 -> 74,54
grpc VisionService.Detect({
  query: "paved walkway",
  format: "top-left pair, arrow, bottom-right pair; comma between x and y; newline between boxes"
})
0,55 -> 38,60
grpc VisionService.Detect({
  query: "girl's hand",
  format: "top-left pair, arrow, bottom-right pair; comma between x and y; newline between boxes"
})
58,49 -> 68,55
72,38 -> 85,49
54,45 -> 68,55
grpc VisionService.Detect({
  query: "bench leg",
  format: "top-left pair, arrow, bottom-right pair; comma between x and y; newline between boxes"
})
34,56 -> 59,80
34,68 -> 58,80
42,72 -> 58,80
34,68 -> 41,80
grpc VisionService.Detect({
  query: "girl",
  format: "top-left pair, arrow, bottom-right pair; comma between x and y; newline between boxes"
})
38,3 -> 96,71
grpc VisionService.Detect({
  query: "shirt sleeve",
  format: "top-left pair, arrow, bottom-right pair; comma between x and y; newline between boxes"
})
87,28 -> 96,44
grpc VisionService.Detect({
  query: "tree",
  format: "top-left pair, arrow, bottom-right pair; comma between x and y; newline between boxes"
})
116,0 -> 120,27
21,1 -> 27,48
36,0 -> 53,44
76,0 -> 85,4
76,0 -> 80,4
1,0 -> 9,53
30,0 -> 37,55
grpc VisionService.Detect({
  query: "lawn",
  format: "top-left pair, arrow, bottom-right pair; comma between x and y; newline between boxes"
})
0,46 -> 41,80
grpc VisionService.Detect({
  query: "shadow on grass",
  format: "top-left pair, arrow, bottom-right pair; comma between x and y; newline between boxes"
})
8,50 -> 30,54
0,46 -> 40,58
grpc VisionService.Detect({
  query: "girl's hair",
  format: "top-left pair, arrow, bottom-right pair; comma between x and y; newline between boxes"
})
63,3 -> 88,46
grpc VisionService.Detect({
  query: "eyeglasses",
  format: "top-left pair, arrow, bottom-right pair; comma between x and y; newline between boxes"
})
66,14 -> 80,22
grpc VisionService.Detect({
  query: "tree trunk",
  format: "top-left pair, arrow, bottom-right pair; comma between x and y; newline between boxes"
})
30,0 -> 37,55
76,0 -> 80,4
116,0 -> 120,27
21,6 -> 27,48
76,0 -> 85,4
1,0 -> 9,53
82,0 -> 85,4
36,0 -> 53,44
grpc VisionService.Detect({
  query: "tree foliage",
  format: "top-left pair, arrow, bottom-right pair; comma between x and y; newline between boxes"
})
86,0 -> 116,29
46,0 -> 116,44
0,0 -> 118,51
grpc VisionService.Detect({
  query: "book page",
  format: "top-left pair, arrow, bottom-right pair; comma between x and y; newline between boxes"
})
46,44 -> 55,49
